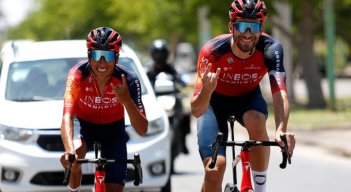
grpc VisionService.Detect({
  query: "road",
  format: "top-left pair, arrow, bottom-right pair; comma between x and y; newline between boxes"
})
171,120 -> 351,192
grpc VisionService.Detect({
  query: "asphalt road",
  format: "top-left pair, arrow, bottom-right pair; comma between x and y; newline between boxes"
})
171,118 -> 351,192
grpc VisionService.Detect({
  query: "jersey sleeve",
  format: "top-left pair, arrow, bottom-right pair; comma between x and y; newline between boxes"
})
125,71 -> 146,117
263,41 -> 287,94
63,66 -> 81,115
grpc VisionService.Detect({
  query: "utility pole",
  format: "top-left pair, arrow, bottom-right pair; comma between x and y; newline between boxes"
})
324,0 -> 336,110
198,6 -> 211,48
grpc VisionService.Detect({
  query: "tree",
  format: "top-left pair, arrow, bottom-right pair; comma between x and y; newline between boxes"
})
6,0 -> 351,109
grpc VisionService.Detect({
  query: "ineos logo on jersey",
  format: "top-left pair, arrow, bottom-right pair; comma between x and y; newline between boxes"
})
220,73 -> 259,84
79,95 -> 120,110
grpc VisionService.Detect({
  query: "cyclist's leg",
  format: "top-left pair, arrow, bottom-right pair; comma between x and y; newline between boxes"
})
235,87 -> 269,192
101,120 -> 127,192
67,118 -> 89,191
197,105 -> 228,192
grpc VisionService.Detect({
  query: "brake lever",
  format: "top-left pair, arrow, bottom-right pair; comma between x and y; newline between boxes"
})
63,153 -> 75,185
209,132 -> 223,169
133,153 -> 143,186
279,134 -> 291,169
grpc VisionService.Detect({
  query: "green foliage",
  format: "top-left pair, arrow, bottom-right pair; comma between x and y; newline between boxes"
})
6,0 -> 351,56
7,0 -> 237,52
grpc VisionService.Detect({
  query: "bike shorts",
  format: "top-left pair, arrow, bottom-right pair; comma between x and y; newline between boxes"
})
77,118 -> 128,185
197,86 -> 268,160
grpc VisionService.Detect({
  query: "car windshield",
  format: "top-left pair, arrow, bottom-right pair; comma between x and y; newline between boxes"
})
5,57 -> 147,101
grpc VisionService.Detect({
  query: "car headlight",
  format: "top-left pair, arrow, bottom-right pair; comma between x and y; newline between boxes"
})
146,117 -> 167,136
0,124 -> 35,142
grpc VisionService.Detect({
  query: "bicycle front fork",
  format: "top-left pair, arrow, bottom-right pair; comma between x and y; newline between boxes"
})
94,165 -> 105,192
231,150 -> 253,192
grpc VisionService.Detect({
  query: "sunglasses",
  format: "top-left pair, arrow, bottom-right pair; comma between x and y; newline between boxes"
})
233,21 -> 261,33
90,50 -> 116,62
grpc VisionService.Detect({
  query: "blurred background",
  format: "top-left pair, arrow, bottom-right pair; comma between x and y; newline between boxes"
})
1,0 -> 351,109
1,0 -> 351,191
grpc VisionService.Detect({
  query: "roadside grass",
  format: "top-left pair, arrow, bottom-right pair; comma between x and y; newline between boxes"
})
183,85 -> 351,131
267,97 -> 351,131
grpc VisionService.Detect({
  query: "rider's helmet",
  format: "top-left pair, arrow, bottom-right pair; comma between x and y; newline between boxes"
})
150,39 -> 169,64
229,0 -> 267,22
86,27 -> 122,53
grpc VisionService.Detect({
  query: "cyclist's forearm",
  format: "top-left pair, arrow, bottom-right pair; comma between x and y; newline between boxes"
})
191,89 -> 212,118
124,99 -> 148,136
60,113 -> 75,153
272,90 -> 290,133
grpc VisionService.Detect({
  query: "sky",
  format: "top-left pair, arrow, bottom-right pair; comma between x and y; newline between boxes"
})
0,0 -> 32,28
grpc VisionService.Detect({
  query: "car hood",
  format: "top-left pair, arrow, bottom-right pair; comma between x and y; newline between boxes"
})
0,94 -> 165,129
0,100 -> 63,129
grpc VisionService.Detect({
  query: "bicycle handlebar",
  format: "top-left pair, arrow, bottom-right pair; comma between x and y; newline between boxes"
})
62,153 -> 143,186
63,153 -> 75,186
209,133 -> 223,169
209,132 -> 292,169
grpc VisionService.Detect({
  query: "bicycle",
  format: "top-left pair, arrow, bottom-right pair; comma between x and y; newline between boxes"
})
63,142 -> 143,192
209,116 -> 292,192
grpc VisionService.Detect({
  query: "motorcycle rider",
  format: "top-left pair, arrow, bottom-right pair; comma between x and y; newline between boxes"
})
146,39 -> 191,172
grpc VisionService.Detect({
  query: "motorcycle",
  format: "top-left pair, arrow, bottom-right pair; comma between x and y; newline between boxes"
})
154,72 -> 190,173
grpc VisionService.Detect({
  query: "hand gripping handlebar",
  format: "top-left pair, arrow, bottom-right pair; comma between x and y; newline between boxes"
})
62,153 -> 143,186
209,132 -> 292,169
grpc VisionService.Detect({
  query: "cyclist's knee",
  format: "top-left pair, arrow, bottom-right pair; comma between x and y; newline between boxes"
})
243,110 -> 267,139
243,110 -> 266,126
204,157 -> 226,183
70,163 -> 82,175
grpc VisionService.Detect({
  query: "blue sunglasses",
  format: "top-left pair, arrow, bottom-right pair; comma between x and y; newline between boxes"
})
234,22 -> 261,33
90,50 -> 116,62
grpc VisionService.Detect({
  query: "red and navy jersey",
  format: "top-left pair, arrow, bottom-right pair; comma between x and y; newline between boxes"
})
63,62 -> 145,124
194,33 -> 287,97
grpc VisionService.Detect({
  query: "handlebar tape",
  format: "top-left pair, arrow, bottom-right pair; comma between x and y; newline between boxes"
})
209,132 -> 223,169
63,153 -> 75,185
133,153 -> 143,186
279,134 -> 291,169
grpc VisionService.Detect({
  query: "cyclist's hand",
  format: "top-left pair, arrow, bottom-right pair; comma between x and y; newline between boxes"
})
276,131 -> 295,156
60,152 -> 77,168
201,63 -> 220,94
113,74 -> 131,104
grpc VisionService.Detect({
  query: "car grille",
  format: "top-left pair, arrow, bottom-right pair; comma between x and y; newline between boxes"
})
30,168 -> 136,186
36,130 -> 130,152
37,135 -> 65,151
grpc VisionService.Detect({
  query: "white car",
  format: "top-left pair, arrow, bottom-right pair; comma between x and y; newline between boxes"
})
0,40 -> 171,192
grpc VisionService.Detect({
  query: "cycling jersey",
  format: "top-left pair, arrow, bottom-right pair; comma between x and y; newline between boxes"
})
194,33 -> 287,97
63,62 -> 145,124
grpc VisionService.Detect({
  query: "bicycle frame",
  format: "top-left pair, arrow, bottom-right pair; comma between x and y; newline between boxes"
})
209,116 -> 291,192
92,142 -> 106,192
63,142 -> 142,192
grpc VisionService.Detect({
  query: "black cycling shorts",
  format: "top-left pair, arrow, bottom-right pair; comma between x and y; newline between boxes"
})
78,118 -> 128,185
197,86 -> 268,159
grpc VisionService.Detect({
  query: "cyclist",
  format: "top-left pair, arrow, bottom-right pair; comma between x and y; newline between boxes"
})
60,27 -> 148,192
190,1 -> 296,192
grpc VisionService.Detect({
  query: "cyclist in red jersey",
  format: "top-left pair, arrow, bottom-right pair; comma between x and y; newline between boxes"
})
60,27 -> 148,192
191,1 -> 295,192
